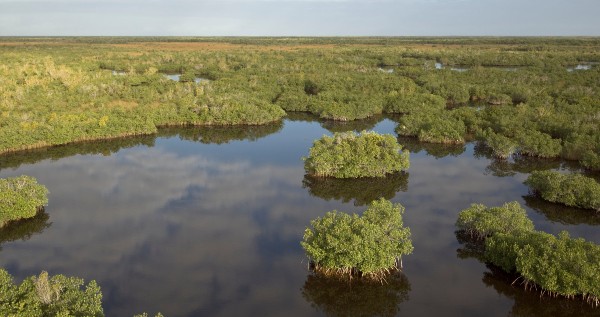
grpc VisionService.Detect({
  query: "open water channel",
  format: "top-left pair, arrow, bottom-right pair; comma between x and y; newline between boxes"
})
0,115 -> 598,317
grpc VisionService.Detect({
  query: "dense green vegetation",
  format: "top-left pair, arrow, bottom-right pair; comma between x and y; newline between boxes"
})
524,170 -> 600,211
482,266 -> 600,317
456,202 -> 600,306
1,37 -> 598,171
0,269 -> 165,317
0,176 -> 49,227
301,199 -> 413,279
303,131 -> 409,178
0,269 -> 103,316
455,202 -> 534,239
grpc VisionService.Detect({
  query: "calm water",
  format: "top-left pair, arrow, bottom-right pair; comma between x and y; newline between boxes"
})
0,116 -> 599,317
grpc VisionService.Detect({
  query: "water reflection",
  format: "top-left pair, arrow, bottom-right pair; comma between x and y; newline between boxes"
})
285,112 -> 383,133
482,266 -> 600,317
398,136 -> 466,159
523,195 -> 600,226
0,119 -> 597,317
301,272 -> 411,317
302,172 -> 409,206
473,142 -> 573,177
0,210 -> 51,251
158,121 -> 283,145
0,135 -> 155,170
163,73 -> 208,83
0,122 -> 284,170
455,231 -> 486,262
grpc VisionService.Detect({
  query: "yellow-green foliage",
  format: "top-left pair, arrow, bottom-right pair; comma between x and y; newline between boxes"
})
0,37 -> 599,168
301,199 -> 413,279
0,176 -> 49,227
456,201 -> 600,306
455,201 -> 535,239
486,231 -> 600,306
304,131 -> 410,178
0,269 -> 103,316
524,170 -> 600,211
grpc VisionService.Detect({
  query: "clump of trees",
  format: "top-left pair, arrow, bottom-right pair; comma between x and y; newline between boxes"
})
301,199 -> 413,280
455,201 -> 534,239
0,269 -> 103,316
455,201 -> 600,306
303,131 -> 410,178
524,170 -> 600,211
0,176 -> 49,227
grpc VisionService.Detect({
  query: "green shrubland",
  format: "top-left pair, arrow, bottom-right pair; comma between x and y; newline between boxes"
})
0,176 -> 49,227
303,131 -> 409,178
524,170 -> 600,211
301,199 -> 413,280
0,37 -> 599,170
0,269 -> 103,316
456,201 -> 600,306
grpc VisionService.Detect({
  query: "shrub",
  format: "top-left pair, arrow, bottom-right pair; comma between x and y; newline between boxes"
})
485,231 -> 600,306
524,170 -> 600,211
0,269 -> 103,316
456,201 -> 600,306
479,129 -> 518,159
455,201 -> 534,239
301,199 -> 413,279
396,111 -> 466,144
0,176 -> 49,227
516,130 -> 562,158
303,131 -> 409,178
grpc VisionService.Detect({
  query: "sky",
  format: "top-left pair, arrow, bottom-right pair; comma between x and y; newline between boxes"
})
0,0 -> 599,36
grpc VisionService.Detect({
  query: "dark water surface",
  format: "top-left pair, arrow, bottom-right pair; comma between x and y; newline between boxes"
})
1,116 -> 599,317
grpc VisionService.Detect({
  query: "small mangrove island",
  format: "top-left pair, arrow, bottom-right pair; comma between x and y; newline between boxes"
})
456,202 -> 600,307
524,170 -> 600,211
301,198 -> 413,280
303,131 -> 410,178
0,176 -> 49,228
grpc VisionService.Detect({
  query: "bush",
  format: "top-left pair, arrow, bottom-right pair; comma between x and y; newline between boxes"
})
396,111 -> 466,144
524,170 -> 600,211
456,201 -> 600,306
516,130 -> 562,158
0,176 -> 49,227
485,231 -> 600,306
0,269 -> 103,316
303,131 -> 409,178
479,129 -> 518,159
455,201 -> 534,239
301,199 -> 413,279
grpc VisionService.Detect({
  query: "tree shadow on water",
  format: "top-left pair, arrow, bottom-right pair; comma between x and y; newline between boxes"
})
158,121 -> 284,145
523,194 -> 600,226
482,265 -> 600,317
301,271 -> 411,317
0,209 -> 52,251
456,230 -> 600,317
397,137 -> 466,159
302,172 -> 409,206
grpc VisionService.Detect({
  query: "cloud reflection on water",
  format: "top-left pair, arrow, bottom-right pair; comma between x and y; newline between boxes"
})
0,120 -> 597,317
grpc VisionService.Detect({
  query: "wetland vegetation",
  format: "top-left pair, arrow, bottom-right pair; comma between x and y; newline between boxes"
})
456,202 -> 600,307
1,36 -> 599,316
0,176 -> 48,227
301,199 -> 412,280
303,131 -> 409,178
